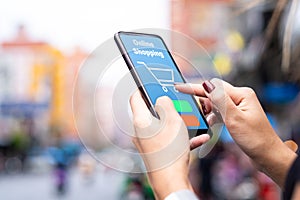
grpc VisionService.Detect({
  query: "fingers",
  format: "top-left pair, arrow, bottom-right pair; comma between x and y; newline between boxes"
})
175,79 -> 249,124
175,83 -> 206,97
190,134 -> 210,150
210,79 -> 246,105
130,90 -> 152,128
203,78 -> 240,120
199,97 -> 212,115
175,80 -> 240,117
206,112 -> 218,126
175,79 -> 249,109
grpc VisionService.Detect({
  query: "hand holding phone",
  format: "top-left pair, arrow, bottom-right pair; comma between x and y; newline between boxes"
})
114,31 -> 208,137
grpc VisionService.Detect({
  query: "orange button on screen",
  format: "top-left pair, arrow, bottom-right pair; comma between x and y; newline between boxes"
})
181,115 -> 200,127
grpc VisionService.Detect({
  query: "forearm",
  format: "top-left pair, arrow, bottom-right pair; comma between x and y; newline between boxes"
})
254,137 -> 297,188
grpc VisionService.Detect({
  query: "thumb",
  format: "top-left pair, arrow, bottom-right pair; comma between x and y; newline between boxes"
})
284,140 -> 298,152
202,78 -> 239,120
155,96 -> 180,123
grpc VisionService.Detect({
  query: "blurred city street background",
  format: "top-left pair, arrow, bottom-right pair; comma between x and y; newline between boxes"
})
0,167 -> 125,200
1,0 -> 300,199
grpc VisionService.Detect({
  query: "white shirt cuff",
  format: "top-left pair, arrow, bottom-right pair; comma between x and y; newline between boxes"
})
164,190 -> 199,200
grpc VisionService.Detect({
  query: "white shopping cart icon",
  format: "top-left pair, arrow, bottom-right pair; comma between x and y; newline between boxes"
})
137,61 -> 178,93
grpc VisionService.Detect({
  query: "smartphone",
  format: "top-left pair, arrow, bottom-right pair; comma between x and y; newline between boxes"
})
114,31 -> 208,137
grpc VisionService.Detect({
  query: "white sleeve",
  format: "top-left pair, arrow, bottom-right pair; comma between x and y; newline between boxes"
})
164,190 -> 199,200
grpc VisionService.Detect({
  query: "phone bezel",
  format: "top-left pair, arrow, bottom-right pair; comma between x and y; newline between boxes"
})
114,31 -> 209,136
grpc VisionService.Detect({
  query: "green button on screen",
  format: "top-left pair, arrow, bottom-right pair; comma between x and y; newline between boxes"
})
172,100 -> 193,112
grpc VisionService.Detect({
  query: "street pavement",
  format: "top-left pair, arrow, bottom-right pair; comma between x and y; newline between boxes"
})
0,167 -> 126,200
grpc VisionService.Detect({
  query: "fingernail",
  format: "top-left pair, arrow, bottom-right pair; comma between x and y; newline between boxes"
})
174,82 -> 184,85
202,80 -> 215,93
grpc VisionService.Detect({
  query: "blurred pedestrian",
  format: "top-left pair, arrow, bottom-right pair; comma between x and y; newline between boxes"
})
48,127 -> 80,195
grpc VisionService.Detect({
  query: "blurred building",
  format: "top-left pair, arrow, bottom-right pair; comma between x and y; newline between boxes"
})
0,25 -> 87,147
171,0 -> 234,77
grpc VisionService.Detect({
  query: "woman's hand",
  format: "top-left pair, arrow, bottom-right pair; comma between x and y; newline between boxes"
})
175,78 -> 297,188
129,91 -> 210,199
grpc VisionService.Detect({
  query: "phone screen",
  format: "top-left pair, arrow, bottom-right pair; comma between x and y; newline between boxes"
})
116,32 -> 208,134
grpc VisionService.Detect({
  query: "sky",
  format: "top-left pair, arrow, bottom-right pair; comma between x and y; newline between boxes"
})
0,0 -> 170,52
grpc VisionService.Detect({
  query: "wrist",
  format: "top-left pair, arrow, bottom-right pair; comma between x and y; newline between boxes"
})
148,169 -> 193,199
